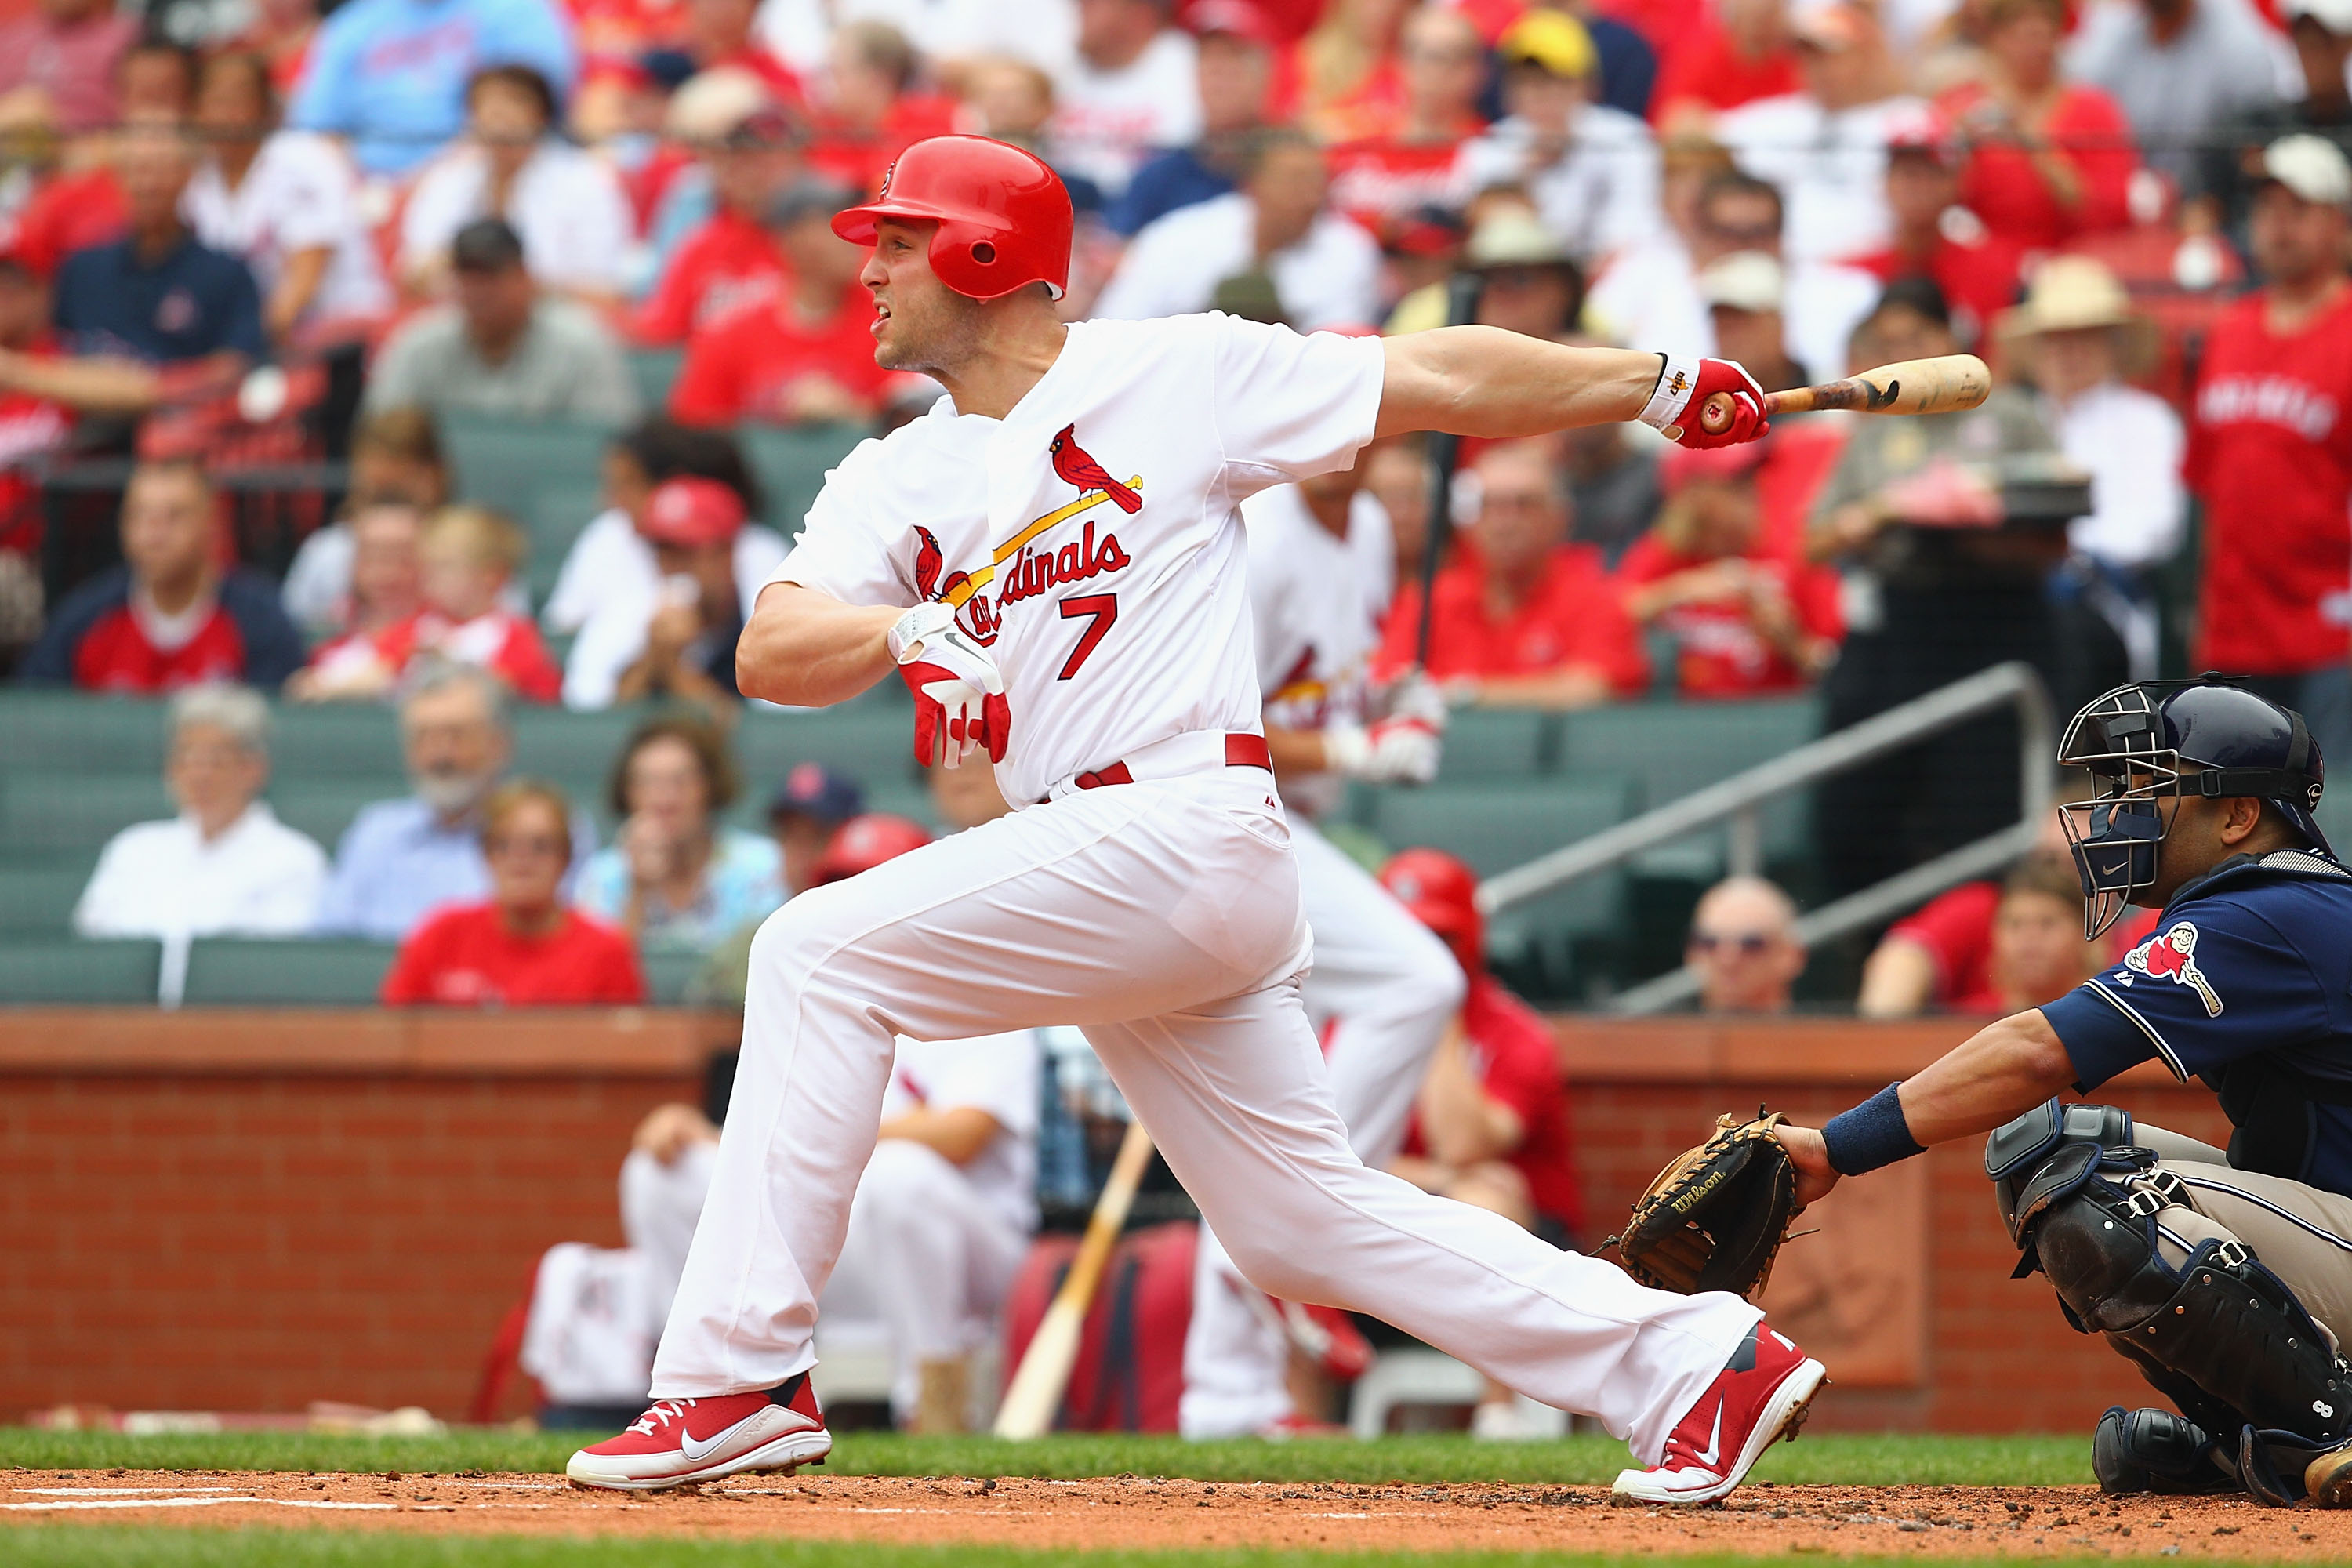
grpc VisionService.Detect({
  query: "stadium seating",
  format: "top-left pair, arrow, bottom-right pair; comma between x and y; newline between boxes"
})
0,688 -> 1825,1004
626,347 -> 684,411
0,938 -> 161,1004
181,938 -> 400,1006
739,423 -> 871,532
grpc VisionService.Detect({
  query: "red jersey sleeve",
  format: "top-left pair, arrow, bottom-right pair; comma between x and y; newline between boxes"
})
492,614 -> 563,703
1566,560 -> 1650,696
1886,880 -> 2001,1000
631,246 -> 703,346
2056,88 -> 2139,237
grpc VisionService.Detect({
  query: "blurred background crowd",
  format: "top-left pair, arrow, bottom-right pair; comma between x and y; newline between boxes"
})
2,0 -> 2348,1000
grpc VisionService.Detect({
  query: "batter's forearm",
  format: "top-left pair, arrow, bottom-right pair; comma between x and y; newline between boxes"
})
1374,330 -> 1664,441
1264,725 -> 1328,777
735,583 -> 904,707
1895,1009 -> 2079,1146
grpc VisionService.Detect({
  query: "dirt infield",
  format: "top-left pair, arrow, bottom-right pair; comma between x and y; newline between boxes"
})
9,1469 -> 2352,1557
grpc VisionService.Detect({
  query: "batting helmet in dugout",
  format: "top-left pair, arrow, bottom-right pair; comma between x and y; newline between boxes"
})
832,135 -> 1073,301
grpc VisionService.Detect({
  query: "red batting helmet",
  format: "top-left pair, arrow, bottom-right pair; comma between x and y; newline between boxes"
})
831,135 -> 1072,301
813,813 -> 932,885
1378,848 -> 1484,973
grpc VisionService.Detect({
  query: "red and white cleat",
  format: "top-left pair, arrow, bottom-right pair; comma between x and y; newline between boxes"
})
1611,1322 -> 1825,1506
566,1374 -> 832,1493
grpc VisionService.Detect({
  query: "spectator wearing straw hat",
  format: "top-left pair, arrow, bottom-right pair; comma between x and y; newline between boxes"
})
1998,255 -> 2183,678
2187,135 -> 2352,773
1384,205 -> 1584,339
1452,11 -> 1661,266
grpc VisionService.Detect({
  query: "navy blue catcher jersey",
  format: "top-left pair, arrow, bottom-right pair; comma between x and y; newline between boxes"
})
2043,849 -> 2352,1194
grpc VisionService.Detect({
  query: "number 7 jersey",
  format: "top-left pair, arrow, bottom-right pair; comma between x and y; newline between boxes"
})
771,314 -> 1388,806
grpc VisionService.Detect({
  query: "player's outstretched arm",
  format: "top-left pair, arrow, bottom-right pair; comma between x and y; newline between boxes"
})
1374,330 -> 1762,446
736,582 -> 904,709
1775,1008 -> 2078,1206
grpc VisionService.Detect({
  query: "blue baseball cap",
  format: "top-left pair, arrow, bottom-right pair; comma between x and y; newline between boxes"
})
768,762 -> 864,826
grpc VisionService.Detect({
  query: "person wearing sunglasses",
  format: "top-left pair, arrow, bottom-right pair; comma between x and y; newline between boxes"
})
381,779 -> 645,1006
1686,874 -> 1805,1014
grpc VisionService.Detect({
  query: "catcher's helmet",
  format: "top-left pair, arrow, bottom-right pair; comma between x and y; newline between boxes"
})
831,135 -> 1073,301
1378,848 -> 1483,971
813,813 -> 932,885
2057,676 -> 2332,938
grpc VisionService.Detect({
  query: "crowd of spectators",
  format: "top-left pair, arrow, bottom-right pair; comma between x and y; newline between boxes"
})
0,0 -> 2348,1018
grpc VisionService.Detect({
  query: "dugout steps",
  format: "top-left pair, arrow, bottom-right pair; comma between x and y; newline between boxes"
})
0,690 -> 1820,1006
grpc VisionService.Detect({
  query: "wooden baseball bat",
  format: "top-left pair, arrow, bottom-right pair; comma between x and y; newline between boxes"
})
993,1118 -> 1156,1439
1697,354 -> 1991,437
1412,270 -> 1486,668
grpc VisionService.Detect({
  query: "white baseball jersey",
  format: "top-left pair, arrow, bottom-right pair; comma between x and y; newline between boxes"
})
1243,483 -> 1395,821
771,314 -> 1388,806
880,1031 -> 1040,1236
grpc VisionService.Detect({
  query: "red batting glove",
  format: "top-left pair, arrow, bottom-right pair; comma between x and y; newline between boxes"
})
1639,354 -> 1771,450
887,602 -> 1011,768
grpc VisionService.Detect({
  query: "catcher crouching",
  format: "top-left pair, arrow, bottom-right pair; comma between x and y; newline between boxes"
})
1775,677 -> 2352,1506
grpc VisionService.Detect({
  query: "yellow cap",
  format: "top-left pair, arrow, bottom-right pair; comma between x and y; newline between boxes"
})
1499,10 -> 1597,79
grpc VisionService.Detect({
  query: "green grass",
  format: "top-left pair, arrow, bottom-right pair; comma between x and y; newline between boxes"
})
0,1531 -> 2263,1568
0,1428 -> 2091,1487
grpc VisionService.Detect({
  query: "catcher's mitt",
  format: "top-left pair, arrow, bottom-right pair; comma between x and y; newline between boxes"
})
1609,1109 -> 1799,1299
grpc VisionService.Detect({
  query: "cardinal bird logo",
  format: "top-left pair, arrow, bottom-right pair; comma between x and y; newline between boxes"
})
912,524 -> 943,599
2124,922 -> 2223,1017
1049,424 -> 1142,514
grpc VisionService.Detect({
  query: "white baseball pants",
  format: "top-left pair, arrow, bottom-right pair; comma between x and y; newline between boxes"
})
1181,815 -> 1465,1437
648,768 -> 1759,1461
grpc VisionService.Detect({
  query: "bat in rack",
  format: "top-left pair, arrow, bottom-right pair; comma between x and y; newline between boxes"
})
993,1117 -> 1156,1439
1697,354 -> 1991,437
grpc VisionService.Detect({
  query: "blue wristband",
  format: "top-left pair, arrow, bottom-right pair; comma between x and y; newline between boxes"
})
1820,1082 -> 1926,1175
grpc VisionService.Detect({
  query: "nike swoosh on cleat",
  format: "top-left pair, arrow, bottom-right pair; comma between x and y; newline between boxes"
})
1692,1403 -> 1726,1469
678,1420 -> 756,1462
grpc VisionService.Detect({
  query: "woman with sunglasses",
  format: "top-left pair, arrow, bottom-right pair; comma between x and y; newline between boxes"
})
383,780 -> 647,1006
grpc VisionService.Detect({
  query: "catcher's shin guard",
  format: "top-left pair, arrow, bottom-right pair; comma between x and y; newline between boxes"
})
2031,1178 -> 2352,1450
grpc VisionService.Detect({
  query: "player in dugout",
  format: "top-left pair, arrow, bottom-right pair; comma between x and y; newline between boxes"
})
1776,676 -> 2352,1506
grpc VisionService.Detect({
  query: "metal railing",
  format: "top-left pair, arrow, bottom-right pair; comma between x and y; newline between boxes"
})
1476,662 -> 2056,1015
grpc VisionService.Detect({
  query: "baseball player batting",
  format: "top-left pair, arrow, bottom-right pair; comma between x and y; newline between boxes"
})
567,134 -> 1813,1504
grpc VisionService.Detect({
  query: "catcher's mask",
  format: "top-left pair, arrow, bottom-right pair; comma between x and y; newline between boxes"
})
2057,676 -> 2332,939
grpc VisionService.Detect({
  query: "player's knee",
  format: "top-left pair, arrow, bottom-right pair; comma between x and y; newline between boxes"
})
746,893 -> 845,1003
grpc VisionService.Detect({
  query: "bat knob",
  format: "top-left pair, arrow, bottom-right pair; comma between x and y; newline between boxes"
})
1697,391 -> 1735,436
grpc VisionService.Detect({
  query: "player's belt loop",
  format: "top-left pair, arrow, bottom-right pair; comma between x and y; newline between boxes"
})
1073,762 -> 1136,791
1224,733 -> 1272,772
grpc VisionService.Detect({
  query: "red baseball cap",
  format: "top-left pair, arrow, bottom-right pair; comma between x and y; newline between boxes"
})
1191,0 -> 1276,47
642,477 -> 746,548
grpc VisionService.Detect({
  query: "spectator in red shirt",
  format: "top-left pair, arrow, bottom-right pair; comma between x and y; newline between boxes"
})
1378,438 -> 1647,706
649,0 -> 800,107
2187,135 -> 2352,763
1619,441 -> 1841,697
383,779 -> 647,1007
670,178 -> 888,427
631,97 -> 804,344
0,245 -> 71,563
1841,122 -> 2021,350
1377,845 -> 1583,1440
1936,0 -> 2138,260
804,20 -> 956,195
20,457 -> 304,691
1686,874 -> 1806,1013
0,0 -> 136,134
1294,0 -> 1410,142
1651,0 -> 1799,128
1326,6 -> 1486,238
1940,853 -> 2106,1014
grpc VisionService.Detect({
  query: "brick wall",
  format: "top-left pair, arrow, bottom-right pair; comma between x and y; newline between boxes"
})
1,1011 -> 710,1420
2,1010 -> 2232,1433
